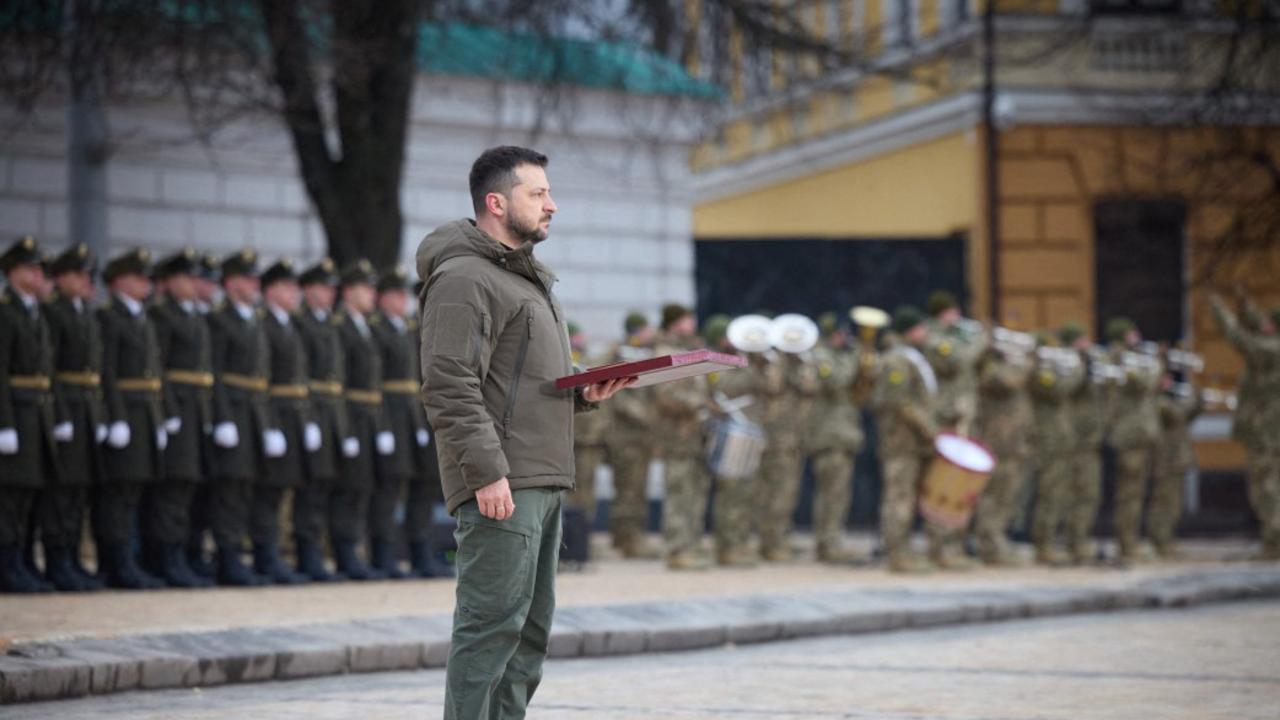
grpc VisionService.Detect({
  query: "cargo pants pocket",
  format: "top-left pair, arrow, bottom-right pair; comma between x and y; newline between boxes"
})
453,504 -> 535,621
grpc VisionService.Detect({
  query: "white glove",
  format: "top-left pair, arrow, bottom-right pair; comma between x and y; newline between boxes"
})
263,429 -> 287,458
376,431 -> 395,456
415,428 -> 430,447
96,425 -> 109,444
164,417 -> 182,434
54,422 -> 74,442
0,428 -> 17,455
156,428 -> 168,451
107,421 -> 131,449
213,422 -> 240,449
304,422 -> 322,452
342,437 -> 360,458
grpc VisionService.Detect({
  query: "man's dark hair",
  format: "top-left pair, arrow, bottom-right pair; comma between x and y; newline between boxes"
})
469,146 -> 549,215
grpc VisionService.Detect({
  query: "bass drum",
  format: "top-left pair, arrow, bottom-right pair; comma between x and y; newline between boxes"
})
918,433 -> 997,529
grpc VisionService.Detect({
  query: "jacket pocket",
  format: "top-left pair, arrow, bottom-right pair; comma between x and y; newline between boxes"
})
501,308 -> 534,439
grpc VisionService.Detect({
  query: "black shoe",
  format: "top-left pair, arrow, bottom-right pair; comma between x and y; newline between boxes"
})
409,539 -> 455,579
69,554 -> 106,591
158,543 -> 213,588
216,547 -> 268,586
253,543 -> 309,585
334,542 -> 384,581
1,546 -> 51,593
296,539 -> 340,582
370,540 -> 409,579
187,542 -> 216,579
43,546 -> 92,592
103,544 -> 166,590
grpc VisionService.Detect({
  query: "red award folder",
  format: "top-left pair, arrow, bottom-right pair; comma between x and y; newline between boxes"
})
555,350 -> 747,390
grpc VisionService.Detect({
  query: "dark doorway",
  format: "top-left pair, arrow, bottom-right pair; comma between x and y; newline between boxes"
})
1093,200 -> 1186,343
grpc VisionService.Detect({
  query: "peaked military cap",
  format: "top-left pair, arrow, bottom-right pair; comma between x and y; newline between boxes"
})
199,253 -> 221,282
340,258 -> 377,288
103,247 -> 153,283
624,311 -> 649,335
221,248 -> 260,279
0,235 -> 42,273
376,264 -> 410,293
891,305 -> 924,334
299,257 -> 338,287
154,247 -> 199,279
49,243 -> 97,276
260,258 -> 298,288
661,303 -> 692,331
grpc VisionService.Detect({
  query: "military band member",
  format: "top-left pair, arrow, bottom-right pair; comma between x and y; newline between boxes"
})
97,247 -> 168,589
256,260 -> 312,584
1105,318 -> 1162,564
333,258 -> 394,580
144,249 -> 215,587
758,318 -> 817,563
1151,368 -> 1203,559
971,334 -> 1033,566
873,306 -> 939,573
1028,336 -> 1086,565
805,312 -> 864,563
36,244 -> 106,591
294,258 -> 346,581
604,311 -> 659,558
0,236 -> 59,593
208,249 -> 277,586
1060,324 -> 1108,564
568,321 -> 609,527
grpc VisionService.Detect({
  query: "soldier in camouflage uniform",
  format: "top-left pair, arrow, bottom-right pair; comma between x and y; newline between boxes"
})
1211,295 -> 1280,560
1028,336 -> 1087,565
873,307 -> 939,573
1150,368 -> 1203,559
1105,317 -> 1163,563
971,336 -> 1034,565
0,236 -> 59,593
1060,324 -> 1109,564
604,312 -> 659,558
804,312 -> 864,563
569,321 -> 610,525
654,304 -> 711,570
757,321 -> 817,563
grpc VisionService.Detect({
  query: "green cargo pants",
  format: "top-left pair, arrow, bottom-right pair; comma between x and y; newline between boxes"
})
444,487 -> 563,720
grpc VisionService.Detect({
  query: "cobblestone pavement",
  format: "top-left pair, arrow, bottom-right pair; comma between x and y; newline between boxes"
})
0,536 -> 1260,646
10,600 -> 1278,720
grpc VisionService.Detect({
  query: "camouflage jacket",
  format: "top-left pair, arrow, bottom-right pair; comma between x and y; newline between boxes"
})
1157,389 -> 1203,471
1029,354 -> 1085,458
604,339 -> 656,446
764,351 -> 819,452
925,323 -> 988,434
804,344 -> 863,454
1068,351 -> 1108,452
1211,297 -> 1280,451
975,348 -> 1033,460
651,337 -> 708,459
707,352 -> 781,428
572,351 -> 611,447
873,342 -> 937,458
1108,348 -> 1162,451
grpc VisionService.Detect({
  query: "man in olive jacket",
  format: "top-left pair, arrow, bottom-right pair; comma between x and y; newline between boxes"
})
418,146 -> 629,720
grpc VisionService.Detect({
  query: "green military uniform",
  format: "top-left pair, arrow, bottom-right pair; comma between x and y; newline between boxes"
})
1063,348 -> 1108,563
1211,297 -> 1280,558
872,330 -> 939,572
971,346 -> 1033,564
1108,343 -> 1162,562
97,248 -> 169,589
293,259 -> 346,580
0,236 -> 59,592
707,351 -> 777,566
604,331 -> 657,557
1028,348 -> 1086,564
1150,386 -> 1202,557
569,348 -> 610,524
38,244 -> 106,591
804,343 -> 864,561
333,259 -> 388,580
653,334 -> 712,568
144,249 -> 215,587
207,250 -> 274,585
758,351 -> 817,561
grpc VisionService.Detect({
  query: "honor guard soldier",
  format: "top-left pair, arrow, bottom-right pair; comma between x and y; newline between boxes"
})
0,236 -> 59,593
208,249 -> 280,585
294,258 -> 345,581
143,249 -> 215,588
185,253 -> 222,575
38,244 -> 107,591
372,266 -> 446,577
1105,317 -> 1162,564
604,311 -> 659,558
97,247 -> 169,589
254,259 -> 313,584
334,258 -> 394,580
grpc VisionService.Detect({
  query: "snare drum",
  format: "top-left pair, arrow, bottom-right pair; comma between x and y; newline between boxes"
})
705,417 -> 766,479
918,433 -> 997,529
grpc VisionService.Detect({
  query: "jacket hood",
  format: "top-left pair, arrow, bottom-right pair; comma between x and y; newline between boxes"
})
416,219 -> 555,289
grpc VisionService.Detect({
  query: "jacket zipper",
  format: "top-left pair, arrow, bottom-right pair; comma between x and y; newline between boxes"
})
501,309 -> 534,439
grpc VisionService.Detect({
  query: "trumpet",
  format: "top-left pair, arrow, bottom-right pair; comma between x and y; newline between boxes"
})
1036,346 -> 1082,374
992,326 -> 1036,357
955,317 -> 986,339
1201,387 -> 1238,411
1166,348 -> 1204,374
849,306 -> 888,404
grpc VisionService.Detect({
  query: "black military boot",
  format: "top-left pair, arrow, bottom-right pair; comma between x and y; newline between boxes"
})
409,539 -> 455,579
253,543 -> 309,585
187,541 -> 216,579
43,546 -> 91,592
1,545 -> 51,593
334,541 -> 384,581
159,543 -> 213,588
68,549 -> 106,591
216,546 -> 267,587
296,539 -> 340,582
103,544 -> 166,590
370,540 -> 409,579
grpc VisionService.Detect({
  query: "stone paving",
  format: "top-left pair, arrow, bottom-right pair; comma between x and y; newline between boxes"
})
8,600 -> 1279,719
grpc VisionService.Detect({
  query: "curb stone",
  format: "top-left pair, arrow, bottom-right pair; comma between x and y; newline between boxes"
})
3,565 -> 1278,705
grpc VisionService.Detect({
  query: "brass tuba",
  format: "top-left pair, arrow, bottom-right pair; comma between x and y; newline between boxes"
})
849,306 -> 889,404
